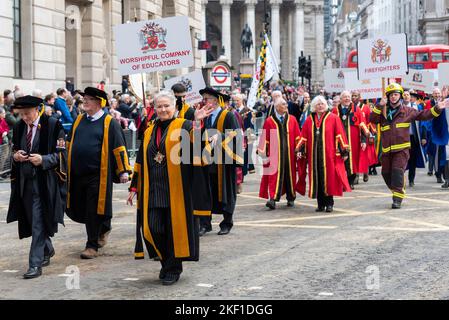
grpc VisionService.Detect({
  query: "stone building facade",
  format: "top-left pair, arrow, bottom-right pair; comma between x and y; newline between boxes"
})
0,0 -> 204,94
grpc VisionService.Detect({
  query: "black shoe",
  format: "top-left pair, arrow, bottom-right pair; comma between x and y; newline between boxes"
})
437,177 -> 443,183
350,184 -> 355,190
427,172 -> 433,176
266,199 -> 276,210
42,249 -> 55,267
287,200 -> 295,207
315,207 -> 325,212
325,206 -> 333,213
372,168 -> 378,176
23,267 -> 42,279
442,182 -> 449,189
162,273 -> 180,285
198,226 -> 212,237
159,269 -> 166,280
363,174 -> 369,182
153,256 -> 161,261
409,181 -> 415,187
392,200 -> 402,209
217,227 -> 231,235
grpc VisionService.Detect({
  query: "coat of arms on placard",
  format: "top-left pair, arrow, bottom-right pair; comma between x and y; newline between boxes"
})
139,22 -> 167,53
180,77 -> 193,92
337,71 -> 345,79
371,39 -> 392,64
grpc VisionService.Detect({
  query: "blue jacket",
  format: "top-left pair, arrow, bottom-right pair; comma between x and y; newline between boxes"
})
54,97 -> 74,133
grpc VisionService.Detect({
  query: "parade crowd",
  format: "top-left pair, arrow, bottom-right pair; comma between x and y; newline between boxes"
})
2,79 -> 449,284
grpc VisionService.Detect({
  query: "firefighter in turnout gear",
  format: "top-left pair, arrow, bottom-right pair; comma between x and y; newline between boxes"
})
370,83 -> 449,209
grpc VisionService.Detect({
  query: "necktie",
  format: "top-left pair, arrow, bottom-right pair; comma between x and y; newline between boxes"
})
280,116 -> 284,124
206,116 -> 212,129
27,124 -> 34,152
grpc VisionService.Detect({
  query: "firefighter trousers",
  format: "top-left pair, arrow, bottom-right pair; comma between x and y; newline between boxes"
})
381,149 -> 410,203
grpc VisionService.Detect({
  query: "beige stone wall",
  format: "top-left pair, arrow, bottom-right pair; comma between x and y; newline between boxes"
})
0,0 -> 205,95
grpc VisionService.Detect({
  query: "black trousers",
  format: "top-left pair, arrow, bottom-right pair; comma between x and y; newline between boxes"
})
408,135 -> 419,183
23,179 -> 54,268
149,208 -> 183,275
200,172 -> 234,230
348,174 -> 357,186
316,173 -> 334,208
73,174 -> 111,250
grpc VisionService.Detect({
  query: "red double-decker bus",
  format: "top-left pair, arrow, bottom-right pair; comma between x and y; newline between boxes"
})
347,44 -> 449,70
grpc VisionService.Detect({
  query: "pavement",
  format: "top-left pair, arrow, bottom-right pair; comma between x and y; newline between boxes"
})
1,166 -> 449,300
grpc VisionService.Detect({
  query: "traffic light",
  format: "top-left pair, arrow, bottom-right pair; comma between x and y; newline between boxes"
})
298,56 -> 306,77
304,58 -> 312,79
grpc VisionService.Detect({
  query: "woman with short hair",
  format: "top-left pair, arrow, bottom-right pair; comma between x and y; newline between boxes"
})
296,96 -> 351,213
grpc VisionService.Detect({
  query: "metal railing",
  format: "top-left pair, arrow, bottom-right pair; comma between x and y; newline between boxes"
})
0,144 -> 12,175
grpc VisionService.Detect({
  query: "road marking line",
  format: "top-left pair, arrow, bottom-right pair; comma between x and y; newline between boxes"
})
58,274 -> 71,277
123,278 -> 139,281
3,270 -> 19,273
381,216 -> 449,230
235,223 -> 338,229
197,283 -> 214,288
358,226 -> 449,232
248,286 -> 263,290
238,193 -> 361,214
318,292 -> 334,296
355,190 -> 449,205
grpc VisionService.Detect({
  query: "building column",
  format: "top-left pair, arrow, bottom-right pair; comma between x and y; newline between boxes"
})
245,0 -> 257,61
201,0 -> 208,65
294,0 -> 305,59
315,5 -> 324,83
220,0 -> 233,60
81,0 -> 104,88
270,0 -> 282,66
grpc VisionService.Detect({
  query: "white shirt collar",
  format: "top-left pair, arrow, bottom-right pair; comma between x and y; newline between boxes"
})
87,109 -> 105,122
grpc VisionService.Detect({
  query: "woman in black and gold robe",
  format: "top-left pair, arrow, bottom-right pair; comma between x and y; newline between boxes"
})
127,91 -> 213,285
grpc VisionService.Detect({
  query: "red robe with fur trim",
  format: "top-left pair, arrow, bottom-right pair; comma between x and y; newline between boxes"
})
296,112 -> 351,198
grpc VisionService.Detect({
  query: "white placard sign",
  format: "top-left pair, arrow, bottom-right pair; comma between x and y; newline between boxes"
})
438,63 -> 449,87
324,68 -> 357,93
344,71 -> 383,99
357,33 -> 408,80
164,70 -> 206,105
401,70 -> 436,93
114,16 -> 194,76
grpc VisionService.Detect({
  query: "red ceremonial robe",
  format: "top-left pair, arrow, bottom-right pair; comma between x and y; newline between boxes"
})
360,103 -> 379,167
296,112 -> 351,198
257,114 -> 301,200
332,103 -> 369,174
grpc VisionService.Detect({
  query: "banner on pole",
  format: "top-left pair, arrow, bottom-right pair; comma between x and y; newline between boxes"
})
164,70 -> 206,105
357,33 -> 408,80
438,63 -> 449,87
344,71 -> 383,99
324,68 -> 356,93
114,16 -> 194,76
401,69 -> 436,93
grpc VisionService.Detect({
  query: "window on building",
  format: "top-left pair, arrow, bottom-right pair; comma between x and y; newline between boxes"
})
432,52 -> 443,62
13,0 -> 22,78
352,54 -> 358,63
416,52 -> 429,62
408,53 -> 415,62
443,52 -> 449,61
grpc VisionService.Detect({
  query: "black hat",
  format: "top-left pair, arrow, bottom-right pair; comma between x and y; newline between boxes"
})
80,87 -> 109,107
409,90 -> 420,98
12,95 -> 44,109
220,93 -> 231,102
199,87 -> 221,99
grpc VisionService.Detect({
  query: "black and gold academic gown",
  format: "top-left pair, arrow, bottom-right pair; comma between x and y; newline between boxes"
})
204,109 -> 244,215
177,102 -> 195,120
65,113 -> 132,222
131,118 -> 211,261
7,114 -> 67,239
